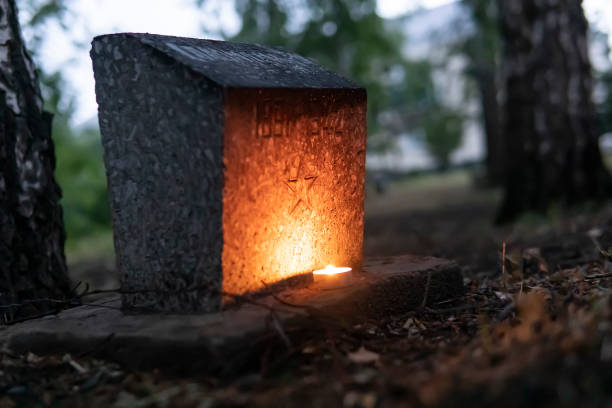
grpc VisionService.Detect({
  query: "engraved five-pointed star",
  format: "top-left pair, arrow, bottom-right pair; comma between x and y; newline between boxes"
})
284,162 -> 318,214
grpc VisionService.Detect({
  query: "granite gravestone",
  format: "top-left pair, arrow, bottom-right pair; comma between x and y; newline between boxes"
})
91,33 -> 366,312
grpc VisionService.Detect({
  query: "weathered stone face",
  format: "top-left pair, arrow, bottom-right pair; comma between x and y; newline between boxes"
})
92,35 -> 226,313
223,88 -> 366,294
91,33 -> 366,312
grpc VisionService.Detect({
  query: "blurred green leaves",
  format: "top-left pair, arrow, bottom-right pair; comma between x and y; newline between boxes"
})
599,70 -> 612,136
226,0 -> 411,147
40,69 -> 111,252
21,0 -> 112,253
423,108 -> 463,171
223,0 -> 467,161
21,0 -> 70,55
53,125 -> 111,250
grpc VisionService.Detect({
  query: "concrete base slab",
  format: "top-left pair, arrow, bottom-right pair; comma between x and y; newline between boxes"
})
0,255 -> 462,375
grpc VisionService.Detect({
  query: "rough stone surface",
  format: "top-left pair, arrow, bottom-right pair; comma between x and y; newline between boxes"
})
91,33 -> 367,312
135,33 -> 361,89
0,255 -> 463,375
223,88 -> 366,294
92,34 -> 225,312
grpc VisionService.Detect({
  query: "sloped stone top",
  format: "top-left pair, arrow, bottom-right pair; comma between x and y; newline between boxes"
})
92,33 -> 362,89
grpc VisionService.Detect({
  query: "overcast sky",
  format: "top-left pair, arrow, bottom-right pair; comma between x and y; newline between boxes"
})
21,0 -> 612,125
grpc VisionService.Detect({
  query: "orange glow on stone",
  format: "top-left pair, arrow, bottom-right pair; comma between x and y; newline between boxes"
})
222,88 -> 366,295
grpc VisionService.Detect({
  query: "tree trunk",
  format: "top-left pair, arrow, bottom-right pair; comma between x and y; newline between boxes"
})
0,0 -> 71,323
463,0 -> 504,185
496,0 -> 612,222
476,67 -> 503,184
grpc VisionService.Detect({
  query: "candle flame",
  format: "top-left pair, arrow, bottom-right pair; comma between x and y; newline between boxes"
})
313,265 -> 352,275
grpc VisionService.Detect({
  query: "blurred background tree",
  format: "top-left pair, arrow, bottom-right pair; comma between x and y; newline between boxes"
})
496,0 -> 611,222
457,0 -> 502,184
22,0 -> 112,255
224,0 -> 436,150
0,0 -> 72,319
599,70 -> 612,137
423,107 -> 463,171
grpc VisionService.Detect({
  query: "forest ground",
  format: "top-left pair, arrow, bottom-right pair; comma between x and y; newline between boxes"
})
2,170 -> 612,407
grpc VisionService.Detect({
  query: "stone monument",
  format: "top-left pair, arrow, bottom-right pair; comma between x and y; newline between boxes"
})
91,33 -> 366,312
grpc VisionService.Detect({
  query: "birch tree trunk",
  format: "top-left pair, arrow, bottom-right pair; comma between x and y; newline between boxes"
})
0,0 -> 71,323
496,0 -> 612,222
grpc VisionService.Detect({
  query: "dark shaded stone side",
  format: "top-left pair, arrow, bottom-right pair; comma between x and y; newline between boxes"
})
91,34 -> 224,312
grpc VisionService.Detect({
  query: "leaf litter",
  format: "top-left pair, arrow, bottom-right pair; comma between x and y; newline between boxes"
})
2,204 -> 612,407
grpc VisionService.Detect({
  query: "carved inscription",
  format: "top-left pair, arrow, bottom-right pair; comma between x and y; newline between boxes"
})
253,101 -> 351,215
256,99 -> 291,138
253,99 -> 351,216
255,99 -> 345,139
310,110 -> 344,137
284,155 -> 317,214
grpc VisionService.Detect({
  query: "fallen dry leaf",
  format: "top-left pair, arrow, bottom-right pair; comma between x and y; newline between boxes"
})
343,391 -> 377,408
347,347 -> 379,364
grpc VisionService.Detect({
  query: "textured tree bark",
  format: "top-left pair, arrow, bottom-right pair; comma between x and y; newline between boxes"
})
463,0 -> 504,185
0,0 -> 71,323
496,0 -> 612,222
476,68 -> 503,185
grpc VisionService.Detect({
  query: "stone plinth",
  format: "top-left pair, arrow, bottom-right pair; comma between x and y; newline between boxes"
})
0,255 -> 463,376
91,34 -> 366,312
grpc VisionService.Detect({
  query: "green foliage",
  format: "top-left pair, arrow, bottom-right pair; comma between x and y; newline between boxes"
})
39,71 -> 111,251
53,125 -> 111,250
423,108 -> 464,171
460,0 -> 500,73
226,0 -> 413,146
21,0 -> 67,27
387,59 -> 436,125
20,0 -> 112,252
599,69 -> 612,135
21,0 -> 69,54
454,0 -> 501,102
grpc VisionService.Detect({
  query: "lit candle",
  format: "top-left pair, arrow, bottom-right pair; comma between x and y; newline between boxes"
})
312,265 -> 353,288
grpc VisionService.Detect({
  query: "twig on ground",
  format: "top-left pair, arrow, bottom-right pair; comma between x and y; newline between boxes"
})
267,311 -> 292,350
0,282 -> 299,325
3,310 -> 61,325
425,304 -> 479,315
501,241 -> 508,290
271,294 -> 316,312
584,272 -> 612,280
420,271 -> 432,309
79,303 -> 122,310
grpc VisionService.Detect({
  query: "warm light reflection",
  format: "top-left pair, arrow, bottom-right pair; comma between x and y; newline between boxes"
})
312,265 -> 353,288
221,88 -> 365,296
313,265 -> 352,275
